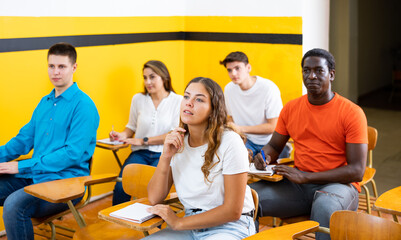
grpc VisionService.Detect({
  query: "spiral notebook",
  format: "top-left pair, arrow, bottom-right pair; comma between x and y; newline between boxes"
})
110,202 -> 156,223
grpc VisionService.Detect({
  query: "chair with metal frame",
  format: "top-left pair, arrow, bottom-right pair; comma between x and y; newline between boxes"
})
243,210 -> 401,240
251,188 -> 259,223
359,126 -> 379,215
72,163 -> 179,240
73,165 -> 254,240
24,157 -> 119,240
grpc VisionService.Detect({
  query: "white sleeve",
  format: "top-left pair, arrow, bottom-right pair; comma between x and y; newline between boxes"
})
126,94 -> 139,131
264,84 -> 283,119
224,88 -> 232,116
221,131 -> 249,175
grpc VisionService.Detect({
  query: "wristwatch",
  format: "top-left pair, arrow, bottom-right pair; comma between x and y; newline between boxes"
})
143,137 -> 149,145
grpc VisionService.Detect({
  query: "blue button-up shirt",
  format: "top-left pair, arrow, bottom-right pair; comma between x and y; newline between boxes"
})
0,83 -> 99,183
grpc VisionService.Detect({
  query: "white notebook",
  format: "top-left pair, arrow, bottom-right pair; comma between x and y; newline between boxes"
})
249,163 -> 276,176
97,138 -> 124,145
110,202 -> 156,223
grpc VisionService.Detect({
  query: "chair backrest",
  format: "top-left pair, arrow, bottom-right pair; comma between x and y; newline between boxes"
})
250,188 -> 259,222
88,156 -> 94,173
367,126 -> 378,168
122,164 -> 157,199
330,210 -> 401,240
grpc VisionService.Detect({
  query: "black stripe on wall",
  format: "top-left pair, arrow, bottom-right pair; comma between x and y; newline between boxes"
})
184,32 -> 302,45
0,32 -> 302,53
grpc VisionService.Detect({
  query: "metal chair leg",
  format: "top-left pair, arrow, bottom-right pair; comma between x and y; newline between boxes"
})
370,179 -> 381,217
67,200 -> 87,228
49,222 -> 56,240
362,185 -> 371,214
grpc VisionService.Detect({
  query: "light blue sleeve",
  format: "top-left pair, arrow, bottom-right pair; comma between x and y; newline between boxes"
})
18,100 -> 99,174
0,103 -> 38,162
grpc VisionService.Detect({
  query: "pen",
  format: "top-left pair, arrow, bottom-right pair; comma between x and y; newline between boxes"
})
111,125 -> 118,141
261,150 -> 267,165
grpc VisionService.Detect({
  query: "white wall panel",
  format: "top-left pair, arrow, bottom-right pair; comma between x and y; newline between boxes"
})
0,0 -> 301,17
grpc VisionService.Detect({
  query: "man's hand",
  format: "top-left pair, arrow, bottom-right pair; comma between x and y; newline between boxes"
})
254,152 -> 268,170
0,162 -> 19,174
227,121 -> 242,133
273,165 -> 309,184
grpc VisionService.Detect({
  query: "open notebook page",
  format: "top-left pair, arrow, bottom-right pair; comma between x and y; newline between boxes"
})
110,202 -> 156,223
97,138 -> 125,145
249,163 -> 276,176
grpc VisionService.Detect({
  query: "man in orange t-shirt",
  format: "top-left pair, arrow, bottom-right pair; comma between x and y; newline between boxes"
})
250,48 -> 368,240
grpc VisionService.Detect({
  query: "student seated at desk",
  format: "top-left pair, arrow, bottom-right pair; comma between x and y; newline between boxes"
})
250,48 -> 368,240
145,77 -> 256,240
220,51 -> 290,159
109,60 -> 182,205
0,42 -> 99,240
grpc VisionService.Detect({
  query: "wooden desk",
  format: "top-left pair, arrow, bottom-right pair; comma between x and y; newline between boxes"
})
96,142 -> 129,169
248,159 -> 295,182
24,174 -> 118,228
248,173 -> 283,182
243,220 -> 319,240
374,186 -> 401,222
99,197 -> 182,236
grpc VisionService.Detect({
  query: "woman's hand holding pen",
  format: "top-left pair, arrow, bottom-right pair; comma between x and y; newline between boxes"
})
162,127 -> 186,159
109,131 -> 124,141
109,125 -> 127,142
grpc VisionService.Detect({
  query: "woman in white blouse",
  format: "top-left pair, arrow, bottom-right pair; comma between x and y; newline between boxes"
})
145,77 -> 256,240
109,60 -> 182,205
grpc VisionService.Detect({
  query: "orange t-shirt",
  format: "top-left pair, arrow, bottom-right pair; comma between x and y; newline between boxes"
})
276,93 -> 368,192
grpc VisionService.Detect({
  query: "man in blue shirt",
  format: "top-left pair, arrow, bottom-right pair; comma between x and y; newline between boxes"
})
0,42 -> 99,240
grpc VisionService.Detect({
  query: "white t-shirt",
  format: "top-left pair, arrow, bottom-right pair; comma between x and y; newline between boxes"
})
170,130 -> 254,213
224,76 -> 283,145
126,92 -> 182,153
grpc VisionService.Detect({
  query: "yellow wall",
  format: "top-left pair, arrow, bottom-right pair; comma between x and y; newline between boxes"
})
0,16 -> 302,231
183,17 -> 302,104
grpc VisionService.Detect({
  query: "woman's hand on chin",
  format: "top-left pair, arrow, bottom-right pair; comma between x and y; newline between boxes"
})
162,127 -> 186,159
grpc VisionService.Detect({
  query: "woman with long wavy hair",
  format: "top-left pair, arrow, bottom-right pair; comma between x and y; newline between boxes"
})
146,77 -> 256,239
